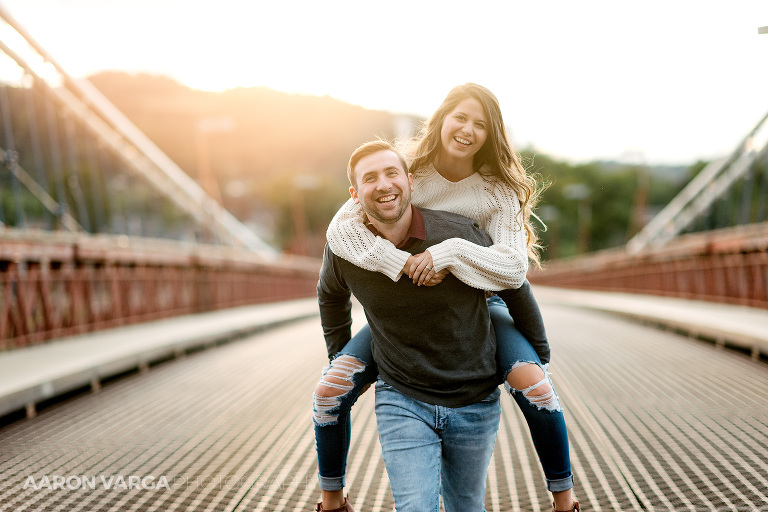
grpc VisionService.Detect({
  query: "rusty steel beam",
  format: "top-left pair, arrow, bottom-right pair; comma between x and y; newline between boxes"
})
0,6 -> 275,253
627,112 -> 768,253
0,230 -> 321,350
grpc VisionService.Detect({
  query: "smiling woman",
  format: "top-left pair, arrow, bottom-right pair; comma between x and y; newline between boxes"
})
436,98 -> 489,182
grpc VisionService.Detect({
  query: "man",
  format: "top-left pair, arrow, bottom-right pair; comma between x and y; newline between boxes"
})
316,140 -> 502,511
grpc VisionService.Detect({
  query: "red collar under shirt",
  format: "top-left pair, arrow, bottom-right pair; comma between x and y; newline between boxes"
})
363,205 -> 426,251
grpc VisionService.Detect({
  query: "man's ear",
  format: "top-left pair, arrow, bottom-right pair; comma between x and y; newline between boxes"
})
408,173 -> 414,191
349,186 -> 360,204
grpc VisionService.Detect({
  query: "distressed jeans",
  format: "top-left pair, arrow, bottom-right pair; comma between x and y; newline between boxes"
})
488,294 -> 574,492
313,323 -> 378,491
312,297 -> 574,492
375,379 -> 501,512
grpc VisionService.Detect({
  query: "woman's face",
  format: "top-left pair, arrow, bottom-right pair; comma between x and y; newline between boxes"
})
439,97 -> 488,164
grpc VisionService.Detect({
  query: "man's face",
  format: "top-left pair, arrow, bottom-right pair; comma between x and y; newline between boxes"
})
350,150 -> 414,225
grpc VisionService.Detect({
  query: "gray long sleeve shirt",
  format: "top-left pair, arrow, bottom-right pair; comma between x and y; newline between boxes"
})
317,207 -> 499,408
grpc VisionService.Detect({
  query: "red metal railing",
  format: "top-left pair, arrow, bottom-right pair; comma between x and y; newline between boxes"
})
1,231 -> 321,350
6,222 -> 766,351
528,222 -> 768,310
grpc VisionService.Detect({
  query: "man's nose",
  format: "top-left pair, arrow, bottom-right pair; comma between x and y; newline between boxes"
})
376,177 -> 394,190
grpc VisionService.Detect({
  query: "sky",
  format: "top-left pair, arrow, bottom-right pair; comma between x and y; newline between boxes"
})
1,0 -> 767,166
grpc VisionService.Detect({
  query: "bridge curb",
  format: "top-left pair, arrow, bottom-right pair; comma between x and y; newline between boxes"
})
0,298 -> 319,421
534,286 -> 768,362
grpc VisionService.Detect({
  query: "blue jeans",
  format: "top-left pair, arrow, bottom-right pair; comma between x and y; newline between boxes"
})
375,379 -> 501,511
313,324 -> 379,491
487,294 -> 573,492
312,297 -> 573,492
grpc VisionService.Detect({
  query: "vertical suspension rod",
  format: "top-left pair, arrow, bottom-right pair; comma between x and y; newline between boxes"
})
0,84 -> 27,227
24,78 -> 54,229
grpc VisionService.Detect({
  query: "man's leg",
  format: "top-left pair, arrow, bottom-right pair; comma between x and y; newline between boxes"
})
374,380 -> 441,512
440,388 -> 502,512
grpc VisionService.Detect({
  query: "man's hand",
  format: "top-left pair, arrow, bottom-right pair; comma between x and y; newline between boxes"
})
403,251 -> 442,286
423,268 -> 450,286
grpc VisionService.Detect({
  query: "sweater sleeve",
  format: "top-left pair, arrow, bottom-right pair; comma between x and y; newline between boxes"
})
494,281 -> 550,364
317,245 -> 356,360
325,198 -> 411,282
428,185 -> 529,291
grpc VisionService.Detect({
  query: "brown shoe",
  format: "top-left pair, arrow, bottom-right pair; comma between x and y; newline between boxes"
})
315,496 -> 355,512
553,501 -> 580,512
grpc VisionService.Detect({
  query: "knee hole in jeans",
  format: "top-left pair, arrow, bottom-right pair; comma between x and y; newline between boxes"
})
313,355 -> 366,425
505,362 -> 561,412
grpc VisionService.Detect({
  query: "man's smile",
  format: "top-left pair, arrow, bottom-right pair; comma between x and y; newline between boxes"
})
377,194 -> 397,204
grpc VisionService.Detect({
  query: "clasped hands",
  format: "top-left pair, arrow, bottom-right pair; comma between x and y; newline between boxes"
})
403,251 -> 450,286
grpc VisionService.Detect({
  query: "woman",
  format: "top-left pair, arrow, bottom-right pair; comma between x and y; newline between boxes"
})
313,83 -> 579,512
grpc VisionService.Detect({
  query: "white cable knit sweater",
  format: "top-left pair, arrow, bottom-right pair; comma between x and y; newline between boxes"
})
326,164 -> 529,291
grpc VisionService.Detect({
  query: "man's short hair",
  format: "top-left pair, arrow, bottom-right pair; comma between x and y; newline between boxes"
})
347,140 -> 409,188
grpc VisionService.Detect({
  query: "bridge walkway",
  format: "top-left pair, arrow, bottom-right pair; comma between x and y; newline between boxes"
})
0,289 -> 767,511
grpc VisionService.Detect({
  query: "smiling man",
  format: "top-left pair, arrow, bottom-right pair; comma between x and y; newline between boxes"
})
348,143 -> 414,227
316,140 -> 501,511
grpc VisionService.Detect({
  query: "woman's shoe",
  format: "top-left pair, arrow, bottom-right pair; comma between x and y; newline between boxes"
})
315,496 -> 355,512
553,501 -> 580,512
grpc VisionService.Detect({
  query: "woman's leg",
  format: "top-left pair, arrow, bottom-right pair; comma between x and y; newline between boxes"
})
313,324 -> 377,509
488,296 -> 577,511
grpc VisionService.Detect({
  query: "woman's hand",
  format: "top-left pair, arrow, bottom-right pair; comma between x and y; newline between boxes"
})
403,251 -> 441,286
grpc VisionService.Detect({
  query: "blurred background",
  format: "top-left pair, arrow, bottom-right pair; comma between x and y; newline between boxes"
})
1,0 -> 766,260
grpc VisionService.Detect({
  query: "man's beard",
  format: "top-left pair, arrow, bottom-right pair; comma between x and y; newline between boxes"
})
362,188 -> 411,225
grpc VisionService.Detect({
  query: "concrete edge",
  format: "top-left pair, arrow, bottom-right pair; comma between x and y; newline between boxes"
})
541,297 -> 768,361
0,307 -> 319,420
